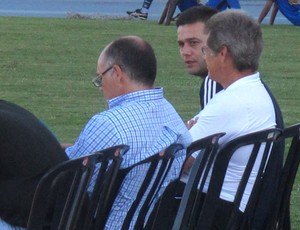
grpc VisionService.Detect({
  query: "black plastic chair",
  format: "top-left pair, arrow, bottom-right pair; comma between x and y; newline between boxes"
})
267,123 -> 300,230
122,143 -> 184,230
171,132 -> 225,230
173,128 -> 281,230
91,143 -> 183,230
26,144 -> 129,230
145,132 -> 225,230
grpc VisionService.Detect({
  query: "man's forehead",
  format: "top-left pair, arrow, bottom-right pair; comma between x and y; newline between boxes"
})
177,26 -> 207,43
177,23 -> 206,36
177,21 -> 206,30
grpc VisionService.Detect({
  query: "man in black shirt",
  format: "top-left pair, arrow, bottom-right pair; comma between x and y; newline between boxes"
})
176,6 -> 223,110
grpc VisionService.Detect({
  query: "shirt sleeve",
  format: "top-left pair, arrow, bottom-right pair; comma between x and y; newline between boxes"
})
189,92 -> 231,146
65,114 -> 119,159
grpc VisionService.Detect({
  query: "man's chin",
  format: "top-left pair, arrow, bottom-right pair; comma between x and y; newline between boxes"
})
187,70 -> 207,78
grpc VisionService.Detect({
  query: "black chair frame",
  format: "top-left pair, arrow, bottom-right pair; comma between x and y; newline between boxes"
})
268,123 -> 300,230
197,128 -> 281,230
85,143 -> 183,230
120,144 -> 184,230
27,144 -> 129,230
173,128 -> 281,230
172,132 -> 225,230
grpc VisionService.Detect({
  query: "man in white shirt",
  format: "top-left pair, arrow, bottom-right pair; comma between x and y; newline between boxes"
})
184,10 -> 280,229
147,9 -> 283,230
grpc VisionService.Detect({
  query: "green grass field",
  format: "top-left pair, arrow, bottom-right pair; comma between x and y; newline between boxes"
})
0,16 -> 300,228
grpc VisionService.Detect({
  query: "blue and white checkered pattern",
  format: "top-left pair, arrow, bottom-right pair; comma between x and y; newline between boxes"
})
66,88 -> 191,229
0,219 -> 25,230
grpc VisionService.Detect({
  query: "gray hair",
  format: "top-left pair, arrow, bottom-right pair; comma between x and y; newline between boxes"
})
205,10 -> 263,72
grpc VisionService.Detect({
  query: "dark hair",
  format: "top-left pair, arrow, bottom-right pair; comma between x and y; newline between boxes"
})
176,6 -> 218,27
104,36 -> 156,87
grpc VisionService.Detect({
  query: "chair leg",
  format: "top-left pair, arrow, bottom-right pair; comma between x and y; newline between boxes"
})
164,0 -> 180,25
283,207 -> 291,230
158,0 -> 170,24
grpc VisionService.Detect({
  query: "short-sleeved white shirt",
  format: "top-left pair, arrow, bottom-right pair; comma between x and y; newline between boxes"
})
189,72 -> 276,211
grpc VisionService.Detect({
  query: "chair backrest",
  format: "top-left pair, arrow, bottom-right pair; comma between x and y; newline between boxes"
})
200,128 -> 281,230
172,132 -> 225,230
91,143 -> 183,230
173,128 -> 281,230
268,123 -> 300,230
124,143 -> 184,230
26,144 -> 129,230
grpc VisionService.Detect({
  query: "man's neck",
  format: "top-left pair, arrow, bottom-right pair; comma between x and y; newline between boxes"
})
222,69 -> 255,89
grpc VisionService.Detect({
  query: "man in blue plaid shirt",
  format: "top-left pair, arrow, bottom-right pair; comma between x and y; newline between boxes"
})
65,35 -> 192,229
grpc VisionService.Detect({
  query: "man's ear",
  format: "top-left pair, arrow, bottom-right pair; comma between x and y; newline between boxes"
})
113,64 -> 128,90
113,64 -> 123,76
113,64 -> 124,84
219,45 -> 227,56
219,45 -> 231,64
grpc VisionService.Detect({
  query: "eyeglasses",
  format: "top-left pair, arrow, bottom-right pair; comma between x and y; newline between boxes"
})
92,65 -> 114,87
